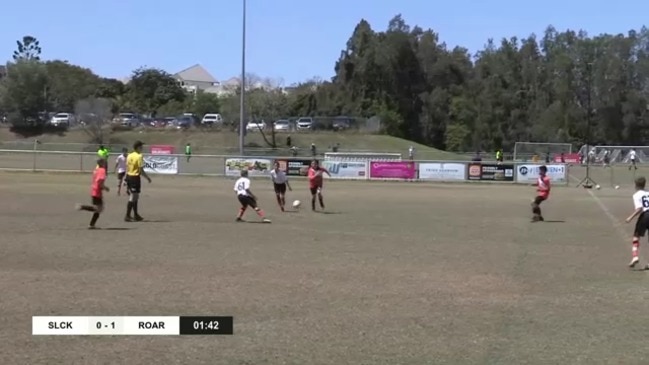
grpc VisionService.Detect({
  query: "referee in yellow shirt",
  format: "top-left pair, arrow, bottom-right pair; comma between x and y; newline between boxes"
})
124,140 -> 151,222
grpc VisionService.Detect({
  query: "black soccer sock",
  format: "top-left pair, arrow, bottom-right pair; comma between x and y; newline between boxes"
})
532,204 -> 541,215
133,201 -> 139,216
126,202 -> 133,217
311,197 -> 316,210
89,213 -> 100,226
80,205 -> 96,212
318,195 -> 324,208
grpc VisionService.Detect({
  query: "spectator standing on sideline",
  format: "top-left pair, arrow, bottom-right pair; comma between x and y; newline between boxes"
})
409,146 -> 415,160
97,145 -> 109,170
185,143 -> 192,163
310,143 -> 317,157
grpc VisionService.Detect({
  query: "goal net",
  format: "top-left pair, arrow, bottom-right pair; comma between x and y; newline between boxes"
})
513,142 -> 573,162
582,145 -> 649,165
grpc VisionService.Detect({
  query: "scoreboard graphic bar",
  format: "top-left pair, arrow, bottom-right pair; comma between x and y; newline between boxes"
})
32,316 -> 233,335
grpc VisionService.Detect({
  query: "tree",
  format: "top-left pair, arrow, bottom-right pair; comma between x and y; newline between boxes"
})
0,61 -> 49,125
13,36 -> 42,61
45,61 -> 101,112
126,67 -> 186,114
191,91 -> 221,118
75,97 -> 113,143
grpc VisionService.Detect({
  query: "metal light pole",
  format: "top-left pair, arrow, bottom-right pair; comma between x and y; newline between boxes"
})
238,0 -> 247,156
577,62 -> 597,188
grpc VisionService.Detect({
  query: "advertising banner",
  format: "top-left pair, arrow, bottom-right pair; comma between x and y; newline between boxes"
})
143,155 -> 178,174
553,153 -> 580,164
516,164 -> 567,183
322,160 -> 367,179
468,163 -> 514,181
225,158 -> 272,177
150,145 -> 174,155
277,159 -> 311,176
418,163 -> 466,181
369,161 -> 416,179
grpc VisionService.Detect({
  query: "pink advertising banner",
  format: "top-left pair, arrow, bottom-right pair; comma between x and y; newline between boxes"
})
369,161 -> 416,179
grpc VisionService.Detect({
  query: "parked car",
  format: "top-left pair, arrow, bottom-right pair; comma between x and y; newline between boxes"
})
246,120 -> 267,131
296,117 -> 314,131
141,117 -> 154,127
332,116 -> 352,131
273,119 -> 290,132
201,113 -> 223,125
50,113 -> 75,127
116,113 -> 140,127
176,116 -> 194,129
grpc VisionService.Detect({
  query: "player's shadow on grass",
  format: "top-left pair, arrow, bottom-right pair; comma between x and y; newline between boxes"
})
101,227 -> 133,231
315,211 -> 343,215
543,220 -> 566,223
141,219 -> 172,223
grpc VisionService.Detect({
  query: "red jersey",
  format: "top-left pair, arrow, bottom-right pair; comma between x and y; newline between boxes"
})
308,167 -> 327,188
91,167 -> 107,197
537,175 -> 550,198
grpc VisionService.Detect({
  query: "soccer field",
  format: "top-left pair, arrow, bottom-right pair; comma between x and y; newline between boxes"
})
1,170 -> 649,364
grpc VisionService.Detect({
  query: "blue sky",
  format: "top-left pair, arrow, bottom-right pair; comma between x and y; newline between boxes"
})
1,0 -> 647,85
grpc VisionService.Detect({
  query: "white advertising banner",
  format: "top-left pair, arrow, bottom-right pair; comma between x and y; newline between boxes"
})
224,158 -> 272,177
322,160 -> 368,179
418,163 -> 466,181
516,164 -> 567,183
144,155 -> 178,175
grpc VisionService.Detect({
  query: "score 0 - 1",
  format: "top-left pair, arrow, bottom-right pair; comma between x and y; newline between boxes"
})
89,317 -> 124,334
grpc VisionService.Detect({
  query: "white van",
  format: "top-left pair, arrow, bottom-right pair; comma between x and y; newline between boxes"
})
201,113 -> 223,125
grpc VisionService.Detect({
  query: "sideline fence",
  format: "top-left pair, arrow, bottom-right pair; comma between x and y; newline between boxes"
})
0,149 -> 570,185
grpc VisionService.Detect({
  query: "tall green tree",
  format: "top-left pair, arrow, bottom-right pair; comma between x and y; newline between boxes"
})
13,36 -> 41,61
126,67 -> 186,115
0,61 -> 49,125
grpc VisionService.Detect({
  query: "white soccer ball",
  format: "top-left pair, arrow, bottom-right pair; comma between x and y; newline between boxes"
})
595,184 -> 601,190
292,200 -> 301,208
615,185 -> 620,190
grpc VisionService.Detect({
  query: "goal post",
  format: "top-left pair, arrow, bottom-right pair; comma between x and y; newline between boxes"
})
513,142 -> 573,162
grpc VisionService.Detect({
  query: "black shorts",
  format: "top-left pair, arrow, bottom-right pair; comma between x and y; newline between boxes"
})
533,196 -> 546,205
126,175 -> 141,194
91,196 -> 103,206
310,186 -> 323,195
238,195 -> 257,209
117,172 -> 125,182
274,183 -> 287,194
634,212 -> 649,237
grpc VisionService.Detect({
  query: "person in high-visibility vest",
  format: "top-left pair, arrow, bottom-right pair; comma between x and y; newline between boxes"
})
185,143 -> 192,163
97,145 -> 109,170
496,149 -> 503,164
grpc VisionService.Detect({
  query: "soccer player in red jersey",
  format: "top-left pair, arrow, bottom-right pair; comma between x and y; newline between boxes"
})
307,159 -> 331,211
76,159 -> 110,229
531,165 -> 550,222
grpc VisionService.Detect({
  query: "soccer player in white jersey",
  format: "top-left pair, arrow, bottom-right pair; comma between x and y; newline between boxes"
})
234,169 -> 271,223
114,148 -> 128,196
270,161 -> 292,211
625,176 -> 649,268
629,149 -> 638,170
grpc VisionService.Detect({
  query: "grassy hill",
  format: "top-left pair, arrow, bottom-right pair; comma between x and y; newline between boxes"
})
0,126 -> 466,160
